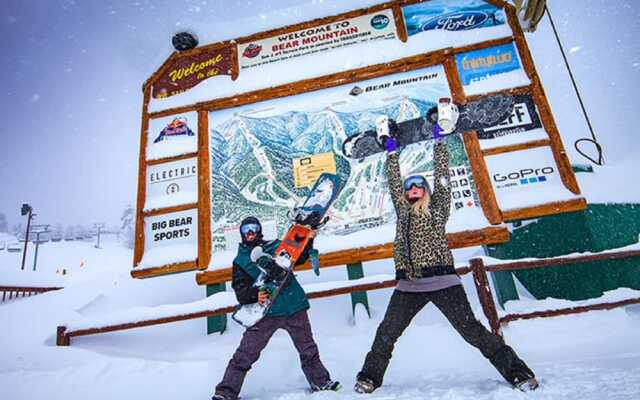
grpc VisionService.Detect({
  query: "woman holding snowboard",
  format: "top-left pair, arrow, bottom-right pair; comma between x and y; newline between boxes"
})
354,118 -> 538,394
212,217 -> 340,400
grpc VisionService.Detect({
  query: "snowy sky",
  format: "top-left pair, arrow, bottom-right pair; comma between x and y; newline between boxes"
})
0,0 -> 638,228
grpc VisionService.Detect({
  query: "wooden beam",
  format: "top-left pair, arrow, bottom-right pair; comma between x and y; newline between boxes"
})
501,198 -> 587,222
146,152 -> 199,166
462,131 -> 503,225
131,260 -> 200,279
197,109 -> 212,271
454,36 -> 515,56
133,87 -> 151,268
392,3 -> 408,43
0,286 -> 63,293
484,249 -> 640,274
141,203 -> 198,218
148,51 -> 448,119
443,53 -> 466,103
196,226 -> 509,286
481,139 -> 551,157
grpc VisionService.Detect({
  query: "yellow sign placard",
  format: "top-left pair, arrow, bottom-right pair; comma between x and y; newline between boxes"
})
293,152 -> 336,188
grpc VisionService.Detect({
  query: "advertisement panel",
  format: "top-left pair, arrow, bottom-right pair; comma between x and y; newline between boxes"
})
209,65 -> 487,252
140,209 -> 198,268
145,157 -> 198,211
485,146 -> 576,211
147,112 -> 198,161
455,42 -> 522,86
402,0 -> 506,36
475,93 -> 548,148
238,9 -> 397,70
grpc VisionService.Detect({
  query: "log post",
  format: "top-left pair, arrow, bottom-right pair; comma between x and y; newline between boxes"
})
56,326 -> 70,346
469,258 -> 502,338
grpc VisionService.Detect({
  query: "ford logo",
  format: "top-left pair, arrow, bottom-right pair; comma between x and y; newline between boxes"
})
422,11 -> 489,32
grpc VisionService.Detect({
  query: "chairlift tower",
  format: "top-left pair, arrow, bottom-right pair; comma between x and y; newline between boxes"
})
93,223 -> 106,249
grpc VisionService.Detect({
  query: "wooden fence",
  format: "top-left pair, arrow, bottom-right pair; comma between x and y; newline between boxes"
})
56,249 -> 640,346
1,286 -> 63,303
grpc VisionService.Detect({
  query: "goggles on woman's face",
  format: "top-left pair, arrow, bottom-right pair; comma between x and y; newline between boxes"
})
403,176 -> 427,191
240,223 -> 261,236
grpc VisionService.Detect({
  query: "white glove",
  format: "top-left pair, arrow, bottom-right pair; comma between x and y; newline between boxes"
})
250,246 -> 267,262
437,97 -> 459,135
375,115 -> 390,143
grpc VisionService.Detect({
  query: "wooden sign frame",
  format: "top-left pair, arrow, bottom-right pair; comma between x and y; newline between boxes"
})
132,0 -> 585,279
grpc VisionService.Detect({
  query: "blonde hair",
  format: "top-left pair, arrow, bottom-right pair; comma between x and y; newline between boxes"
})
410,191 -> 431,216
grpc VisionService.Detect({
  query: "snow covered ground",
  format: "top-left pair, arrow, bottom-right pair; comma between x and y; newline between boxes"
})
2,237 -> 640,399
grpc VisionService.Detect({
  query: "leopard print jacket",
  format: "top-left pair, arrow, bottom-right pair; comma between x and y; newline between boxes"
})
385,140 -> 455,280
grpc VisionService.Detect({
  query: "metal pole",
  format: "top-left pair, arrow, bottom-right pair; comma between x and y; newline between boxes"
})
20,210 -> 33,270
33,232 -> 41,271
95,226 -> 102,249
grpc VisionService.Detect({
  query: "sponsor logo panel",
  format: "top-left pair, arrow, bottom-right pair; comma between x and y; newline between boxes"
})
455,42 -> 522,86
144,209 -> 198,251
402,2 -> 506,37
477,94 -> 543,139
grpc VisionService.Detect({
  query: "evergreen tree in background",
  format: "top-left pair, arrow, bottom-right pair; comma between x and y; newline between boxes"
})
65,225 -> 75,241
120,205 -> 135,249
0,212 -> 7,233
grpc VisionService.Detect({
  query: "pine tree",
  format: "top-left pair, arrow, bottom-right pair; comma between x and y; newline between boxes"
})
120,205 -> 135,249
0,212 -> 8,233
65,225 -> 75,241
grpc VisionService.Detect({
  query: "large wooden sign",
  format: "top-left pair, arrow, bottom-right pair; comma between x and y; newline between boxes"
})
133,0 -> 585,278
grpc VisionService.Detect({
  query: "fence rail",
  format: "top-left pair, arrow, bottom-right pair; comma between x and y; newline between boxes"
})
1,286 -> 63,303
56,247 -> 640,346
472,249 -> 640,336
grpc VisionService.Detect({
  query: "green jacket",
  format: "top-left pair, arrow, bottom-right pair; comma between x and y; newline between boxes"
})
232,239 -> 310,317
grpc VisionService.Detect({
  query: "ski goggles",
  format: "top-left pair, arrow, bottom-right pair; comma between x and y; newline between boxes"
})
240,223 -> 261,236
403,175 -> 428,191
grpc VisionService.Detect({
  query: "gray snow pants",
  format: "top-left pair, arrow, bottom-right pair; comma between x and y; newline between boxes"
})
358,285 -> 535,388
215,309 -> 330,399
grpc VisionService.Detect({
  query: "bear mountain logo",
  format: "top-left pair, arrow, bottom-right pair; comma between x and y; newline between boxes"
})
349,86 -> 364,96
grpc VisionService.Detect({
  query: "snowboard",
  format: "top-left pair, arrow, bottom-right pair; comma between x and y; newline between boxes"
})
231,173 -> 342,328
342,93 -> 516,159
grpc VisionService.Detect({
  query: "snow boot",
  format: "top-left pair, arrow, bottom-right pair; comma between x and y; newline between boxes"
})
312,380 -> 342,392
211,394 -> 229,400
515,377 -> 539,392
354,377 -> 376,394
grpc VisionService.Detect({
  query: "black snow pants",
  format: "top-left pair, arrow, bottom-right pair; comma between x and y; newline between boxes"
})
358,285 -> 535,388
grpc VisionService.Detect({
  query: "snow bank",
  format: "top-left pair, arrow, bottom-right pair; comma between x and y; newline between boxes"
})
501,287 -> 640,316
63,274 -> 395,332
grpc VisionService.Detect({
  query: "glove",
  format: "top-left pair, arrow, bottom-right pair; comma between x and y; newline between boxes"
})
432,123 -> 445,142
384,136 -> 397,153
309,249 -> 320,276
